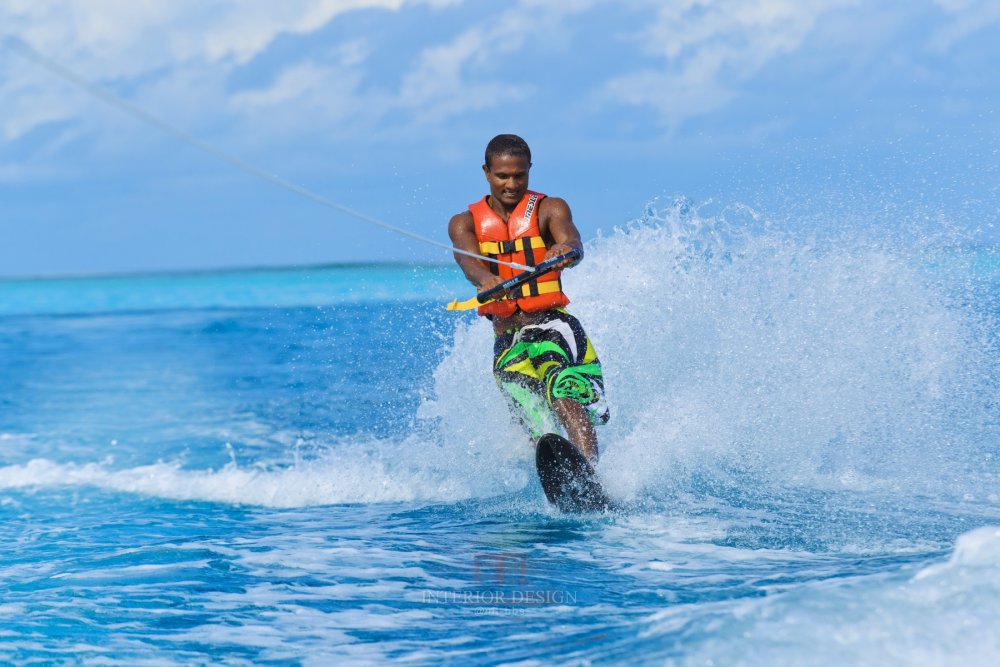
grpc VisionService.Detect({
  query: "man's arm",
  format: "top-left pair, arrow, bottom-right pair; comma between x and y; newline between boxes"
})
539,197 -> 584,268
448,211 -> 506,291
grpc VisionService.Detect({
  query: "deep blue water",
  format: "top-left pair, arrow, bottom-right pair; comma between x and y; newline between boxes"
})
2,217 -> 999,665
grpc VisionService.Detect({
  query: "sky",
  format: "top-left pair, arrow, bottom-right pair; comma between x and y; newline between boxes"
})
1,0 -> 997,278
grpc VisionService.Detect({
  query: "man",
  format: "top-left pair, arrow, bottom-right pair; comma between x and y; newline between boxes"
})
448,134 -> 609,462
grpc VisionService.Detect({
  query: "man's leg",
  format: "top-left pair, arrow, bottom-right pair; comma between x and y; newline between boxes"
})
495,310 -> 609,459
538,313 -> 609,463
552,397 -> 598,462
493,328 -> 558,440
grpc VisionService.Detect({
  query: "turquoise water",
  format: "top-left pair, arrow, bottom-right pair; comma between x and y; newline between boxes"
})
1,209 -> 999,665
0,263 -> 466,315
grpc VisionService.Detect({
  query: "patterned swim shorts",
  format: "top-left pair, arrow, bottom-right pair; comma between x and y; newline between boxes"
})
492,309 -> 610,438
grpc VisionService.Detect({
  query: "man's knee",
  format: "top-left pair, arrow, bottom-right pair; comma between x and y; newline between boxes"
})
547,367 -> 599,404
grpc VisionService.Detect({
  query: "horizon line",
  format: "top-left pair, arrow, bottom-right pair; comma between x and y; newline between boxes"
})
0,259 -> 458,284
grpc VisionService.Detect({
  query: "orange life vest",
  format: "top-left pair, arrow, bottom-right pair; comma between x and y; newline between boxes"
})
469,190 -> 570,318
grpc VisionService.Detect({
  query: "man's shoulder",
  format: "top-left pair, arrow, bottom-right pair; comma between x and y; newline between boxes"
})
538,195 -> 571,222
448,210 -> 474,239
449,209 -> 473,225
538,195 -> 569,211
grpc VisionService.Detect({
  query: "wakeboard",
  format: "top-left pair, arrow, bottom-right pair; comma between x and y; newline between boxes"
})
535,433 -> 612,513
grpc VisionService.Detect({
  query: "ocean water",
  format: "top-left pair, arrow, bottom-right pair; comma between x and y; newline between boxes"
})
1,204 -> 999,665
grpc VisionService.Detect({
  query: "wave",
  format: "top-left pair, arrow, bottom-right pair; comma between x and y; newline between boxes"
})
430,197 -> 1000,503
656,526 -> 1000,666
5,197 -> 996,510
0,430 -> 534,508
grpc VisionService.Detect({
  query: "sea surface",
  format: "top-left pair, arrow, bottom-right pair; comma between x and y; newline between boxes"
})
2,204 -> 999,665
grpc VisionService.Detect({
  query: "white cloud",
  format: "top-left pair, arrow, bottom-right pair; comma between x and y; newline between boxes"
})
0,162 -> 57,183
228,0 -> 597,129
601,0 -> 861,128
0,0 -> 452,143
392,25 -> 526,124
393,0 -> 595,121
4,0 -> 413,73
3,0 -> 991,157
228,60 -> 382,143
931,0 -> 1000,52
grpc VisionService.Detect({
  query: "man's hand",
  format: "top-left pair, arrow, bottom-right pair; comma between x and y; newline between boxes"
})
544,242 -> 582,269
477,273 -> 511,300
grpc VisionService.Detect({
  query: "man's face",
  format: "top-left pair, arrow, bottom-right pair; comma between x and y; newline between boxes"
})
483,154 -> 530,210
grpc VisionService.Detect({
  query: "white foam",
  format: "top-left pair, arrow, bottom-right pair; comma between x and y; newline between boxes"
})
0,433 -> 531,507
428,199 -> 998,501
915,525 -> 1000,579
654,526 -> 1000,666
4,202 -> 995,510
0,363 -> 538,506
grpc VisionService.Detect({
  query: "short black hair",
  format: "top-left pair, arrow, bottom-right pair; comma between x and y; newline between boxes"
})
485,134 -> 531,169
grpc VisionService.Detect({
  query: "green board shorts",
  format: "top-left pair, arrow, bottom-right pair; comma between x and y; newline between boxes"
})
492,308 -> 610,438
